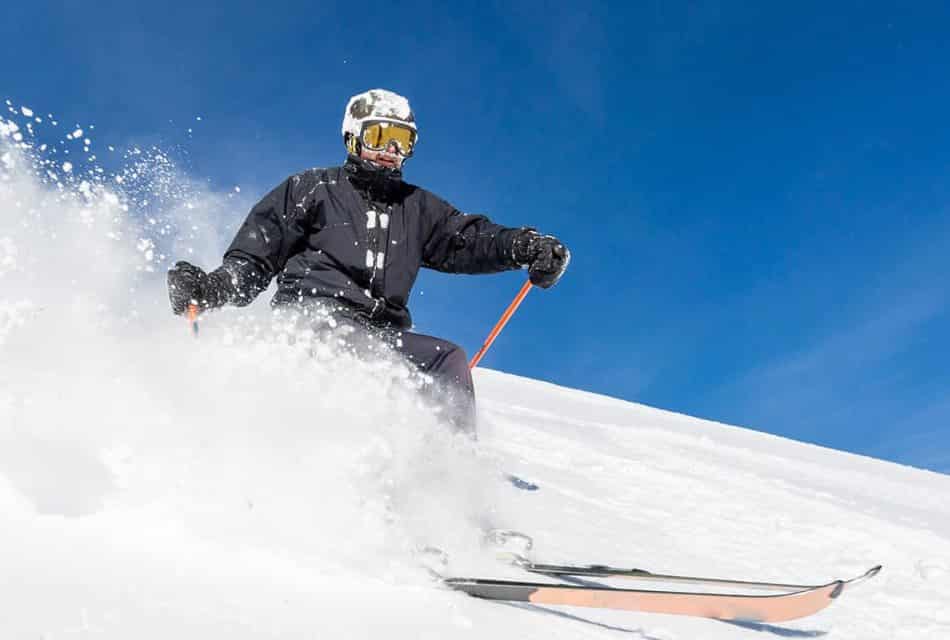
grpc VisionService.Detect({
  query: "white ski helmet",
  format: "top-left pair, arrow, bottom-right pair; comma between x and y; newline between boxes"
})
342,89 -> 417,154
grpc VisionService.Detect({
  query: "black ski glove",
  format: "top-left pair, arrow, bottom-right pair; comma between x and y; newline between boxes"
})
166,261 -> 236,315
512,230 -> 571,289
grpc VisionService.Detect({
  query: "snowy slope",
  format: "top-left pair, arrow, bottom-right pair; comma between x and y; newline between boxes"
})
2,113 -> 949,639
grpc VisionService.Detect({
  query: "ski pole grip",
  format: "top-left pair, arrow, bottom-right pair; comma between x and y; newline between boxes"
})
469,280 -> 533,369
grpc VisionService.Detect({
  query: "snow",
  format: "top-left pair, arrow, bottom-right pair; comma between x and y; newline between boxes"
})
1,123 -> 949,640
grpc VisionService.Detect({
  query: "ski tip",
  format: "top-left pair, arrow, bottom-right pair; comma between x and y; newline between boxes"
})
864,565 -> 883,580
505,474 -> 540,491
839,565 -> 882,593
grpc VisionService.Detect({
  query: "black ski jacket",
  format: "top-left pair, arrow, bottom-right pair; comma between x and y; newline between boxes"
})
222,157 -> 524,328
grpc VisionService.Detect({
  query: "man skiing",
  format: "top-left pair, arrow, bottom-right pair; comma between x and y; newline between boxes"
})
167,89 -> 569,431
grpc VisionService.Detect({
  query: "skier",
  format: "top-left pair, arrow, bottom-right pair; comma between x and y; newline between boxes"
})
167,89 -> 570,432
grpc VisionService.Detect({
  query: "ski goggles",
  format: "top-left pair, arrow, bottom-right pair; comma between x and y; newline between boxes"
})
360,120 -> 417,157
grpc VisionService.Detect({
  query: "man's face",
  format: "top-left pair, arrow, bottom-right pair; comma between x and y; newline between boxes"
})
360,141 -> 404,170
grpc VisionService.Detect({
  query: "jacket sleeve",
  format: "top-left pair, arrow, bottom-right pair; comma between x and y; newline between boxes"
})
421,192 -> 524,274
221,174 -> 311,306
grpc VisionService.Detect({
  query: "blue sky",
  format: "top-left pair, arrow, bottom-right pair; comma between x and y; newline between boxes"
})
3,1 -> 949,472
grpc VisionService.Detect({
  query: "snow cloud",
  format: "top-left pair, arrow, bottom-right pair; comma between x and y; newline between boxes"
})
0,111 -> 507,638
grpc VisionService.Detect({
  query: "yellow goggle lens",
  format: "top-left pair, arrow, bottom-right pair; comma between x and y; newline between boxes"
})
360,122 -> 416,156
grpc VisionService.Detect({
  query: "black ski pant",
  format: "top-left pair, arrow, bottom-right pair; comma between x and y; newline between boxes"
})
298,304 -> 477,434
390,330 -> 476,433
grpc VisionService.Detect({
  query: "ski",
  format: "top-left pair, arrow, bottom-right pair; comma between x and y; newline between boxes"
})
444,566 -> 880,623
504,474 -> 540,491
514,557 -> 873,592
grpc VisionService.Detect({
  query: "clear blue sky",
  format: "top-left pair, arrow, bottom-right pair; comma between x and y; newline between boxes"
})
4,1 -> 948,472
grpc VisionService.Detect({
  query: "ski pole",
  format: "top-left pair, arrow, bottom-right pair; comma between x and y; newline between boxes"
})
187,303 -> 199,337
469,280 -> 533,370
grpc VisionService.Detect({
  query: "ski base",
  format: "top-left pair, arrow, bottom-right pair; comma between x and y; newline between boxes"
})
445,565 -> 880,623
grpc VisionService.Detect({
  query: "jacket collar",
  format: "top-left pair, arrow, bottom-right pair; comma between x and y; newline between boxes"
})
343,154 -> 403,202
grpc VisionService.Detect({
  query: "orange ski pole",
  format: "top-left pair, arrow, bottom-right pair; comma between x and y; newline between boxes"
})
469,280 -> 533,370
187,303 -> 200,337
